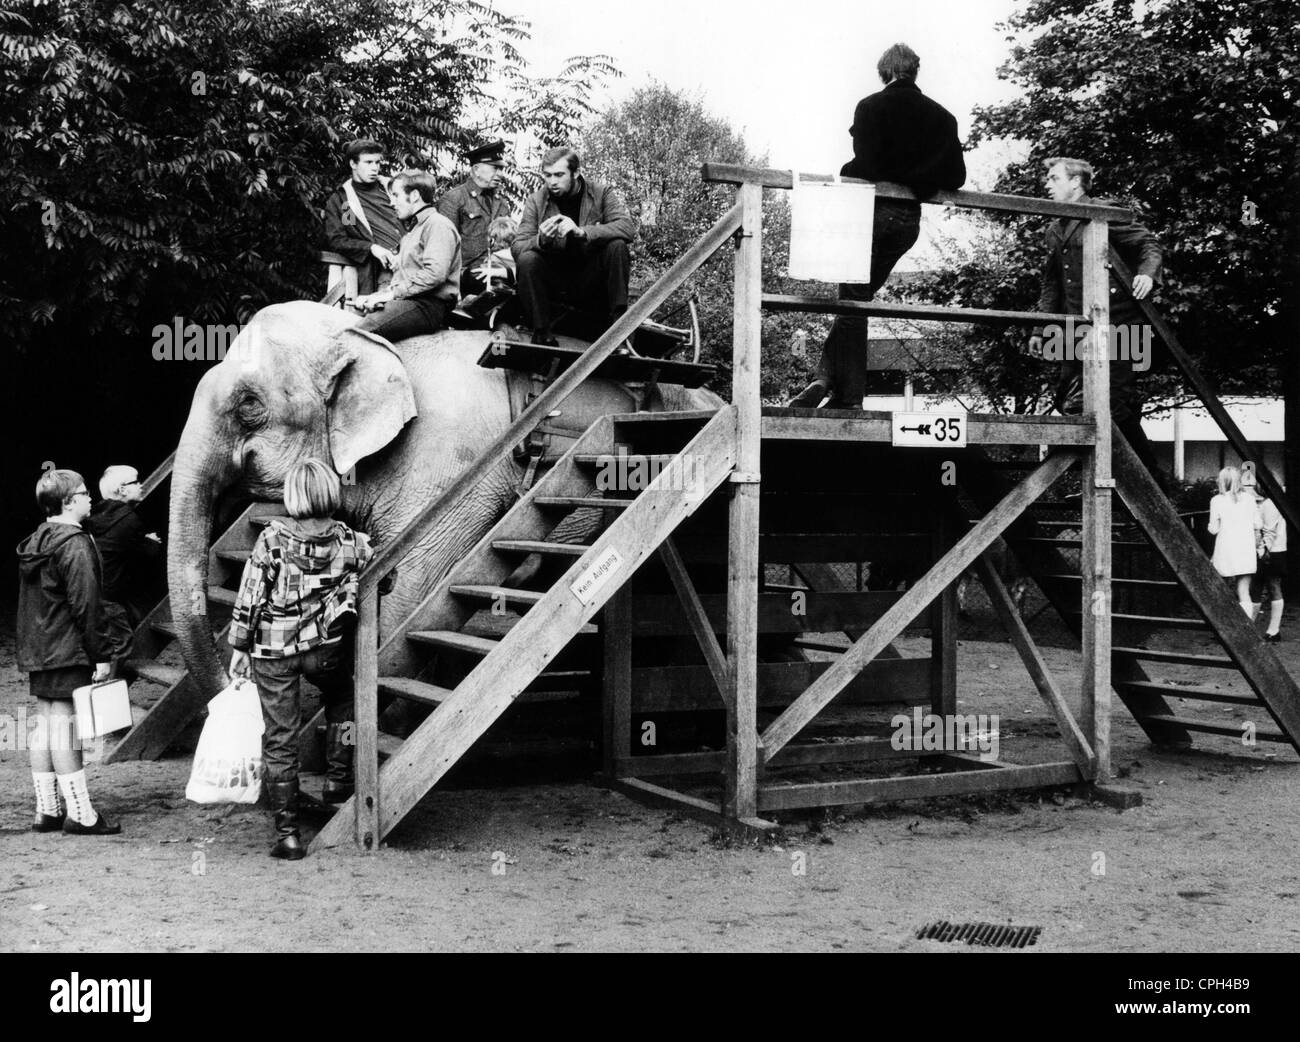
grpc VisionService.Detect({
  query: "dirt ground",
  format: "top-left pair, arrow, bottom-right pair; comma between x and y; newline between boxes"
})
2,597 -> 1299,954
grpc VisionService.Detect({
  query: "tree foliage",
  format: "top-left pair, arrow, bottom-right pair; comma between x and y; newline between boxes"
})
902,0 -> 1300,420
577,83 -> 813,400
0,0 -> 617,341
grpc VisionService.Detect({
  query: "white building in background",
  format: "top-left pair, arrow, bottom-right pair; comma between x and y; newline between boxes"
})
1143,398 -> 1284,485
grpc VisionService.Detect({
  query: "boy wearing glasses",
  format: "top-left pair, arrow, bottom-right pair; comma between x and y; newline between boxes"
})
85,465 -> 164,626
16,469 -> 121,834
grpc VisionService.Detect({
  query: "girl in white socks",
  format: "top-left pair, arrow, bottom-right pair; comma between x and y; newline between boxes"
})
1207,465 -> 1260,618
16,469 -> 121,835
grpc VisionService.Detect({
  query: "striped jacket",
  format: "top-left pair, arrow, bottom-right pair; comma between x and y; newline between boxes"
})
228,519 -> 373,658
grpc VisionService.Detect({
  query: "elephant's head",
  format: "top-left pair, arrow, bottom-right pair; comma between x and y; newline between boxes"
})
169,301 -> 416,700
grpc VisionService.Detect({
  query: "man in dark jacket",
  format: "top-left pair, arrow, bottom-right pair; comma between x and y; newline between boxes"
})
1027,156 -> 1165,484
17,469 -> 121,835
321,139 -> 406,296
790,43 -> 966,408
85,464 -> 163,626
512,146 -> 636,346
437,140 -> 515,296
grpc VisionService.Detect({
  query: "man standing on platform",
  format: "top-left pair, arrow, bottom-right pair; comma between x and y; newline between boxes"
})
512,146 -> 636,346
438,140 -> 514,297
322,139 -> 406,296
353,170 -> 462,342
789,43 -> 966,409
1026,156 -> 1165,484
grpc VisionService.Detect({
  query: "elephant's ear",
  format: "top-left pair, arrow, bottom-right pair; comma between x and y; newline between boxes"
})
322,327 -> 417,475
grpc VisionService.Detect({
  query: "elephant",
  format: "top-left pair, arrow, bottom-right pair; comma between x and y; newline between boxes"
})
169,300 -> 723,704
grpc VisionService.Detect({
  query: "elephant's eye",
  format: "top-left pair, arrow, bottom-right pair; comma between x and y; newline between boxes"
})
236,392 -> 267,429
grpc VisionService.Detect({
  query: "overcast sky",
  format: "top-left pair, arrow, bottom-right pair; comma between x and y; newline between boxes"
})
515,0 -> 1025,190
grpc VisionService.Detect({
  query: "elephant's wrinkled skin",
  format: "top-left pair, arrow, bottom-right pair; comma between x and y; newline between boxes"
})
168,301 -> 722,704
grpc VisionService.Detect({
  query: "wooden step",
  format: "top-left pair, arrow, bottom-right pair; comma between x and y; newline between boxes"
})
407,631 -> 501,655
215,549 -> 250,564
1064,611 -> 1209,630
207,586 -> 238,606
151,619 -> 178,640
1137,714 -> 1287,743
574,453 -> 675,468
378,676 -> 453,706
128,661 -> 185,687
1116,681 -> 1262,708
490,539 -> 590,557
449,585 -> 546,607
1012,536 -> 1152,548
533,495 -> 634,511
1040,574 -> 1179,589
1113,646 -> 1237,668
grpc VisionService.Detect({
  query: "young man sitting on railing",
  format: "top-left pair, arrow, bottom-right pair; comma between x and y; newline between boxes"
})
352,170 -> 463,342
789,42 -> 966,409
321,139 -> 404,297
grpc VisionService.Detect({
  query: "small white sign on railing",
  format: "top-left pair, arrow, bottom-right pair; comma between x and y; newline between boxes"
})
570,546 -> 625,606
788,174 -> 875,283
891,412 -> 968,448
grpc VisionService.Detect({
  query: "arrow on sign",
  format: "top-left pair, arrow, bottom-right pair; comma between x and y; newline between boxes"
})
900,424 -> 932,435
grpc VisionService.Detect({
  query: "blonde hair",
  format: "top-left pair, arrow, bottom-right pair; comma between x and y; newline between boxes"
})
1044,156 -> 1094,192
1217,465 -> 1241,502
36,469 -> 85,517
99,464 -> 138,498
283,458 -> 341,519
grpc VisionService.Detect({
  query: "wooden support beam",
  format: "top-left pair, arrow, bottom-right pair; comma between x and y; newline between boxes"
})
353,586 -> 380,852
658,538 -> 731,709
929,512 -> 958,718
763,293 -> 1078,327
974,554 -> 1095,773
1080,218 -> 1113,780
761,411 -> 1094,446
724,181 -> 763,820
758,761 -> 1085,811
605,778 -> 778,839
602,589 -> 633,778
760,451 -> 1079,758
699,163 -> 1132,221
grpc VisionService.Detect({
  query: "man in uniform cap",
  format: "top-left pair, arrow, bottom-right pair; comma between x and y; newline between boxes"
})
438,140 -> 515,296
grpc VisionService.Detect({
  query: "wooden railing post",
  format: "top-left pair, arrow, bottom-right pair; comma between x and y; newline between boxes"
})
1081,218 -> 1113,780
724,182 -> 763,820
353,585 -> 380,851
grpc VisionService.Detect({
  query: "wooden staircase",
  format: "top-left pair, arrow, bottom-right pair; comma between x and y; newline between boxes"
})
964,430 -> 1300,756
310,406 -> 739,849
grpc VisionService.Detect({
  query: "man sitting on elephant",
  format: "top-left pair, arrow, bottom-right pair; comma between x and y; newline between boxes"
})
512,146 -> 636,347
353,170 -> 462,343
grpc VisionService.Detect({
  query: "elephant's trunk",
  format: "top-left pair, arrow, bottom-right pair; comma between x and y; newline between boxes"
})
167,386 -> 241,705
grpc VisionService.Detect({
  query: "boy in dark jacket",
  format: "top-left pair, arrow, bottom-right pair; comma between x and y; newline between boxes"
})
17,469 -> 122,835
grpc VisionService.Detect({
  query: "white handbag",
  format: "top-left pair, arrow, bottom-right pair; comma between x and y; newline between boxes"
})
185,678 -> 265,805
72,679 -> 133,739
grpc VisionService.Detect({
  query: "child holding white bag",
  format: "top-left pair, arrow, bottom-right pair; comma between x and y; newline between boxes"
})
1207,465 -> 1260,617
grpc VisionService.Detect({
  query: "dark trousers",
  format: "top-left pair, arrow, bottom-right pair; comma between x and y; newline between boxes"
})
516,238 -> 631,336
356,296 -> 448,342
251,642 -> 354,783
810,204 -> 922,406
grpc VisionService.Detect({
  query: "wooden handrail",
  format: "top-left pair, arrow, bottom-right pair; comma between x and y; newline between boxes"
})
139,450 -> 176,500
1109,248 -> 1300,535
357,201 -> 745,595
700,163 -> 1132,222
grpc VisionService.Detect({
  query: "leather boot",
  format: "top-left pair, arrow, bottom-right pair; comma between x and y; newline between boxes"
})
787,379 -> 831,408
323,722 -> 355,804
265,779 -> 306,860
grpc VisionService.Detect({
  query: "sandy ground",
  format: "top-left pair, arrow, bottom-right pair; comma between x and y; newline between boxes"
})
2,598 -> 1299,954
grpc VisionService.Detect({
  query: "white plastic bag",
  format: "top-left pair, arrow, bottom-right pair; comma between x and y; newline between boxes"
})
788,173 -> 876,283
185,678 -> 265,805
